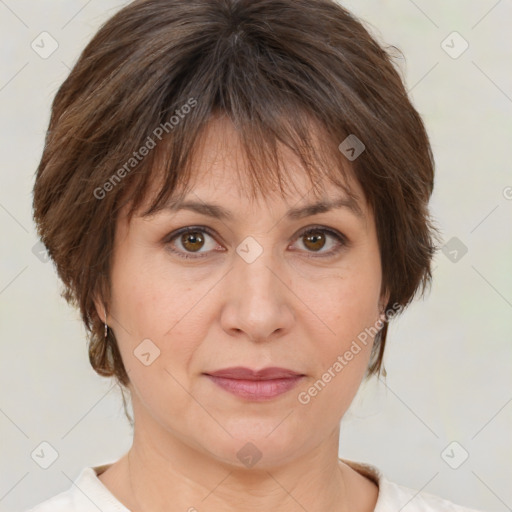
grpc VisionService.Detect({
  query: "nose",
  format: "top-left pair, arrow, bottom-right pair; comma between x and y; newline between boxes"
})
219,242 -> 295,343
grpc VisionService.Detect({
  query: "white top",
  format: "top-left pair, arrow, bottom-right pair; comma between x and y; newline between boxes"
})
25,458 -> 483,512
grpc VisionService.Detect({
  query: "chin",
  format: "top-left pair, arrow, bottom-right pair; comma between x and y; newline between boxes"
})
193,421 -> 309,471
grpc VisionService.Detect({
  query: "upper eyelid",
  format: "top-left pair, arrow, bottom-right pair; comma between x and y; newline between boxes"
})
165,224 -> 345,239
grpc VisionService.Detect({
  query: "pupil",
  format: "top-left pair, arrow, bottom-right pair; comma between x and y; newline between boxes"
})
183,232 -> 204,252
305,232 -> 325,251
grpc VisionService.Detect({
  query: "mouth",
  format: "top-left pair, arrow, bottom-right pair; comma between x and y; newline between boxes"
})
203,366 -> 305,401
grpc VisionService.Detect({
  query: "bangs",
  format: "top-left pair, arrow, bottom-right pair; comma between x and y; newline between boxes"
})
116,99 -> 361,226
95,5 -> 371,223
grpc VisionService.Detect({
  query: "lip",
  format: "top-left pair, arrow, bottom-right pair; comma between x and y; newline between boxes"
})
204,366 -> 305,401
206,366 -> 303,380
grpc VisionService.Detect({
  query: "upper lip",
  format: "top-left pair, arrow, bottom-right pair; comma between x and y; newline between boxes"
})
205,366 -> 304,380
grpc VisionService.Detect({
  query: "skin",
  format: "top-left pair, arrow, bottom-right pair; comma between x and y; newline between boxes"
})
95,116 -> 388,512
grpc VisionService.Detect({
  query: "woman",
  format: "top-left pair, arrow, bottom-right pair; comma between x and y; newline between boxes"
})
28,0 -> 482,510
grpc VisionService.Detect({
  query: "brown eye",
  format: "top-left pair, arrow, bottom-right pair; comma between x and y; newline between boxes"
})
165,227 -> 220,260
292,226 -> 348,258
302,231 -> 327,252
180,231 -> 205,252
165,225 -> 348,261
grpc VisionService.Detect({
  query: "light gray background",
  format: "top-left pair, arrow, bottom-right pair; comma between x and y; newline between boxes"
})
1,1 -> 511,511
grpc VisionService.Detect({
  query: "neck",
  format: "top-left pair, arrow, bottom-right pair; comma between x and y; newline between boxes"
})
101,423 -> 377,512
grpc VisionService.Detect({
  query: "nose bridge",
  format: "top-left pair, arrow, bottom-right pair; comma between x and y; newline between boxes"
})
235,234 -> 282,302
223,234 -> 292,340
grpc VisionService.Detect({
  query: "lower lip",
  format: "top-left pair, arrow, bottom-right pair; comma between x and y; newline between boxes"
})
206,375 -> 304,401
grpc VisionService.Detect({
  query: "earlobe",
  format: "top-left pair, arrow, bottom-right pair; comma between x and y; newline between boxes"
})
92,294 -> 107,324
377,295 -> 390,325
378,290 -> 391,315
95,301 -> 109,339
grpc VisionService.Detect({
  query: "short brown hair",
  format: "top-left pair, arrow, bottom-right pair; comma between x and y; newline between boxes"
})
33,0 -> 438,397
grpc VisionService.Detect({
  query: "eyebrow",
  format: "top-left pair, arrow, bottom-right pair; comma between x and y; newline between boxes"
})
158,196 -> 364,221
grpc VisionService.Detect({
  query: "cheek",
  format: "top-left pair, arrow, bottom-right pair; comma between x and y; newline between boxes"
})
111,242 -> 202,335
110,246 -> 228,379
109,247 -> 200,379
110,256 -> 211,421
294,249 -> 382,408
302,250 -> 382,341
296,269 -> 381,420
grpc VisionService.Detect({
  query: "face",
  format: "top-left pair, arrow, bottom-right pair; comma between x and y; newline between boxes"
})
101,116 -> 387,469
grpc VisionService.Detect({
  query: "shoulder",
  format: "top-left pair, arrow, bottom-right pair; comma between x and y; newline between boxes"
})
340,458 -> 483,512
377,475 -> 484,512
24,491 -> 73,512
23,465 -> 126,512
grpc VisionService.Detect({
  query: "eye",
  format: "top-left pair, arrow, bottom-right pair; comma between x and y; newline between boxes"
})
164,226 -> 221,260
290,226 -> 348,258
164,225 -> 348,260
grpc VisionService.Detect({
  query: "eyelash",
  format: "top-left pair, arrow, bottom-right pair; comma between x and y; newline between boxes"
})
164,225 -> 348,260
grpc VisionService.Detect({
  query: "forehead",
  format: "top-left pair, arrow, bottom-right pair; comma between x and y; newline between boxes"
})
139,114 -> 367,217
